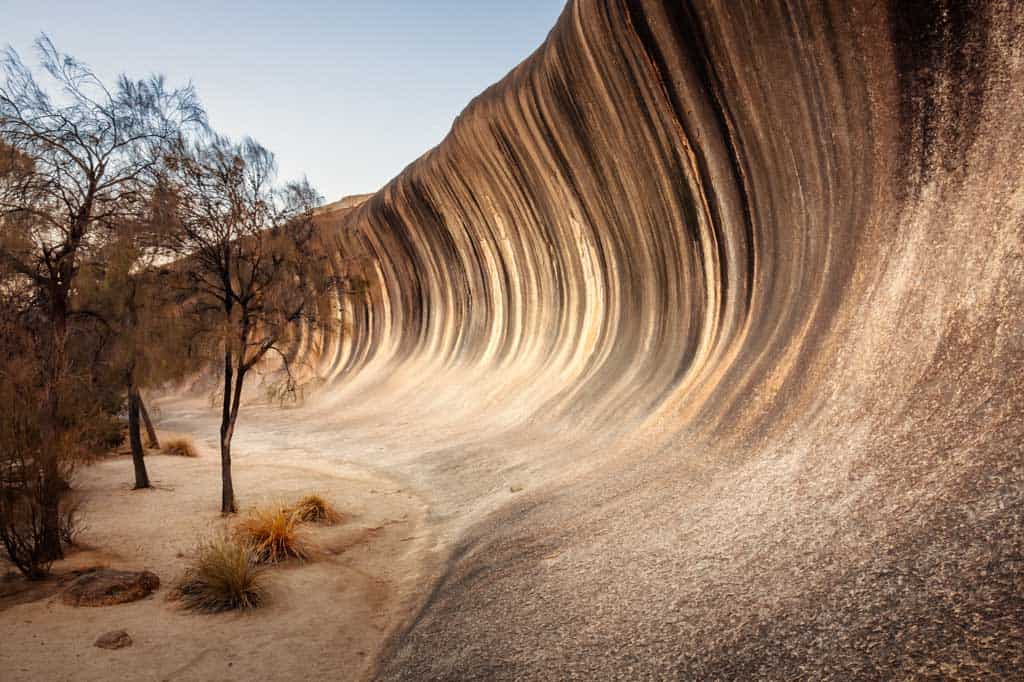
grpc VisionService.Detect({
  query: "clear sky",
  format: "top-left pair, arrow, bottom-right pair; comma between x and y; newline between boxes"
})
4,0 -> 566,202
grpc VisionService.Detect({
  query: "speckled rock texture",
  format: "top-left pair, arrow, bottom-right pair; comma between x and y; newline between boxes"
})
301,1 -> 1023,678
61,569 -> 160,607
93,629 -> 133,650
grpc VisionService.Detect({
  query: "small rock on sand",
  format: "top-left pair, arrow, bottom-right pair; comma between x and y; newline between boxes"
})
94,629 -> 132,650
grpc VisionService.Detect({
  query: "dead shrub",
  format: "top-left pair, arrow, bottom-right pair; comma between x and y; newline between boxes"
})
235,504 -> 310,564
290,494 -> 342,525
94,420 -> 126,452
0,474 -> 80,579
175,534 -> 264,612
58,498 -> 84,547
1,480 -> 55,579
0,433 -> 77,579
162,437 -> 198,458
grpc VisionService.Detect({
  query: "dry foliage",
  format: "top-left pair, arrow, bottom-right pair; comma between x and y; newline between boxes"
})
163,438 -> 198,458
290,494 -> 342,525
0,321 -> 80,578
175,535 -> 264,612
0,477 -> 76,580
1,38 -> 204,495
235,504 -> 311,564
57,498 -> 83,548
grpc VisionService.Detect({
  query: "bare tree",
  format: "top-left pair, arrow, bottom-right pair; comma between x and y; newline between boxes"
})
0,36 -> 204,556
162,135 -> 339,513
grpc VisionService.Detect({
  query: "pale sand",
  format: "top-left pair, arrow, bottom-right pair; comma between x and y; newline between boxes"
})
0,431 -> 434,682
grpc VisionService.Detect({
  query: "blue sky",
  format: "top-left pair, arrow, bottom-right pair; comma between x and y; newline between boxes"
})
4,0 -> 566,201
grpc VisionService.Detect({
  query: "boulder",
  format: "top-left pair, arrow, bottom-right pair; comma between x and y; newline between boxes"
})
61,568 -> 159,607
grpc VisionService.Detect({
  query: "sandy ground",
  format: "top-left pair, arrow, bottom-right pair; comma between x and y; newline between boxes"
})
0,428 -> 434,682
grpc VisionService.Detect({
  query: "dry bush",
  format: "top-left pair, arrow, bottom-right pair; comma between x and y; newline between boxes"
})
290,494 -> 342,525
92,419 -> 126,452
235,504 -> 311,564
1,482 -> 55,579
175,535 -> 264,612
58,498 -> 84,547
0,466 -> 81,579
162,437 -> 198,458
0,374 -> 79,578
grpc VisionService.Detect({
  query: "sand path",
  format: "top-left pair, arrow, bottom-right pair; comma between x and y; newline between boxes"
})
0,398 -> 437,682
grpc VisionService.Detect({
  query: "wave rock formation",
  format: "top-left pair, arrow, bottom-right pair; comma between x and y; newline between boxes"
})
310,1 -> 1022,678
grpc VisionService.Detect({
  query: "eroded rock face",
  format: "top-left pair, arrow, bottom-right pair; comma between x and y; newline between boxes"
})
62,569 -> 159,607
301,0 -> 1022,678
93,630 -> 132,650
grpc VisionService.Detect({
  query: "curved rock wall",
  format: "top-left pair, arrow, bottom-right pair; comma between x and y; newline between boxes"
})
311,1 -> 1022,677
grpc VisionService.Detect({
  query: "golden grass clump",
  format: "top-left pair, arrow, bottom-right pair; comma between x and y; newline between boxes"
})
163,437 -> 199,457
236,504 -> 311,564
176,535 -> 265,612
291,494 -> 343,525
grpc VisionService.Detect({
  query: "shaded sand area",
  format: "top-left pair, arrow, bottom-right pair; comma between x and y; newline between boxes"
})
0,423 -> 433,682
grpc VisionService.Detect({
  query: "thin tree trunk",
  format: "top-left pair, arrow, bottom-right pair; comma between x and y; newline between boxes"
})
124,279 -> 150,488
220,436 -> 234,513
219,352 -> 249,514
128,383 -> 150,489
138,395 -> 159,448
219,351 -> 236,514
